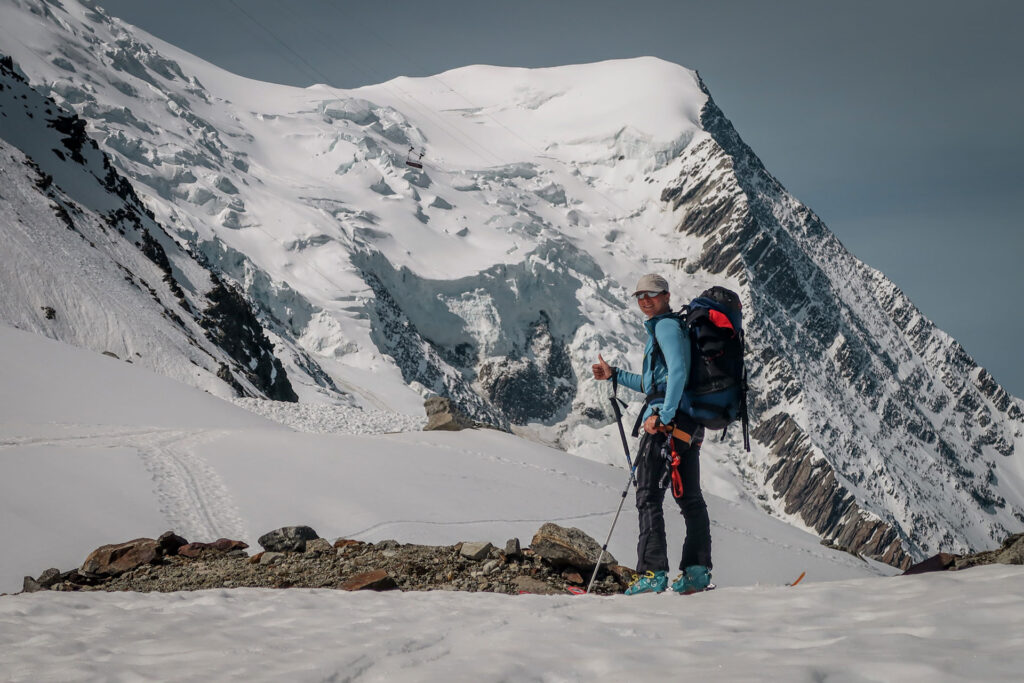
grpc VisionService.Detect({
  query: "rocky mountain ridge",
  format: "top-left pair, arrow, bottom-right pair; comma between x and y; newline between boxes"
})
0,53 -> 308,401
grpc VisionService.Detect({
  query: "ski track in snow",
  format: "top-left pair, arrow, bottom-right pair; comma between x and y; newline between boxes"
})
2,426 -> 247,542
138,430 -> 248,542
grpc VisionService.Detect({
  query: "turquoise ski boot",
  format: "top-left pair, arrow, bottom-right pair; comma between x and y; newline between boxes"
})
624,570 -> 668,595
671,565 -> 712,594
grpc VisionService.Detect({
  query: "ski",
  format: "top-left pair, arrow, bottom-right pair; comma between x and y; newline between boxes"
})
787,572 -> 806,587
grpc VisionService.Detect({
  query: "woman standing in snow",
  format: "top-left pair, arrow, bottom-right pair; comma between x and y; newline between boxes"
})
591,273 -> 712,595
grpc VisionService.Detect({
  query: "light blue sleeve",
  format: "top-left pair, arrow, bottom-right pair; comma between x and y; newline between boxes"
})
653,317 -> 691,425
612,367 -> 644,394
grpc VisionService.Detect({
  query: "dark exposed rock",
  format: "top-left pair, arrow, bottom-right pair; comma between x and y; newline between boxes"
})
36,568 -> 61,588
29,524 -> 630,595
459,542 -> 494,561
903,553 -> 957,576
22,576 -> 44,593
341,569 -> 398,591
424,396 -> 478,431
505,538 -> 522,559
756,412 -> 911,570
530,523 -> 614,569
657,74 -> 1023,565
157,531 -> 188,556
258,526 -> 319,553
304,538 -> 333,554
476,312 -> 576,425
81,538 -> 160,577
513,576 -> 561,595
360,269 -> 506,429
561,570 -> 584,585
954,532 -> 1024,570
178,538 -> 248,558
201,279 -> 298,402
900,532 -> 1024,575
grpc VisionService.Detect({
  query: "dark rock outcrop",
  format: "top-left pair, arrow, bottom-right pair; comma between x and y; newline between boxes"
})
530,523 -> 615,569
902,532 -> 1024,575
424,396 -> 478,431
756,412 -> 911,569
157,531 -> 187,556
25,524 -> 633,595
258,526 -> 319,553
178,538 -> 248,559
81,538 -> 160,578
201,279 -> 298,402
341,569 -> 398,591
657,74 -> 1024,565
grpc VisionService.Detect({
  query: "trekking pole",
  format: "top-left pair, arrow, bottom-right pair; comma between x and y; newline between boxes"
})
585,459 -> 640,594
585,375 -> 639,595
609,376 -> 637,485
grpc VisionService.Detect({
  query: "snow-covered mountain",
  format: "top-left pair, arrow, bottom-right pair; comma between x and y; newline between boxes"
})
0,54 -> 308,402
1,0 -> 1021,566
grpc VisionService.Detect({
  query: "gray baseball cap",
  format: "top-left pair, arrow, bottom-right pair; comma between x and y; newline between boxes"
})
633,273 -> 669,295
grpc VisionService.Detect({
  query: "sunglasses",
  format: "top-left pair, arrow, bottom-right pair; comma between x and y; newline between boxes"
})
634,290 -> 665,300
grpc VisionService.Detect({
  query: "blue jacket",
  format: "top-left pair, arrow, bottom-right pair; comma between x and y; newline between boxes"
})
611,313 -> 692,425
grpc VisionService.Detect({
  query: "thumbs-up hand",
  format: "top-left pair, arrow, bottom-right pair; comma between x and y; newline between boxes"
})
592,354 -> 612,380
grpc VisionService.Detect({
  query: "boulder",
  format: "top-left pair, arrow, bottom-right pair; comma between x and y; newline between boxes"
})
424,397 -> 476,431
258,526 -> 319,553
22,576 -> 44,593
304,538 -> 333,554
903,553 -> 958,575
504,538 -> 522,558
955,531 -> 1024,570
157,531 -> 188,556
82,538 -> 160,578
995,533 -> 1024,564
460,542 -> 494,561
178,538 -> 249,558
341,569 -> 398,591
530,523 -> 613,569
513,576 -> 562,595
606,564 -> 638,588
561,570 -> 584,585
36,568 -> 62,589
259,552 -> 285,566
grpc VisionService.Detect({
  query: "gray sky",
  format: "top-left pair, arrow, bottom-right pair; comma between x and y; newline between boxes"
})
97,0 -> 1024,397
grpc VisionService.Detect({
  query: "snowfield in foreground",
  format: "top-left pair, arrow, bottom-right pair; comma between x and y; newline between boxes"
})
2,565 -> 1023,682
1,327 -> 1019,681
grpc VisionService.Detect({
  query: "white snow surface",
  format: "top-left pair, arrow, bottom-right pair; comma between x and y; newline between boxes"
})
0,323 -> 885,594
228,396 -> 425,434
4,323 -> 1022,681
4,565 -> 1023,682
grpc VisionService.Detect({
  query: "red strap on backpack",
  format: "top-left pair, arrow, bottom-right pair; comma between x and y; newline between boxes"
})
669,438 -> 684,499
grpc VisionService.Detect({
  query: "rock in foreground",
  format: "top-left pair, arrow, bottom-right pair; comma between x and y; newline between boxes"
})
19,525 -> 633,596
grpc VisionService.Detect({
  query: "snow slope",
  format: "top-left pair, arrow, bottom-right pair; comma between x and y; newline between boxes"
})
3,566 -> 1023,681
8,322 -> 1021,683
0,0 -> 1021,567
0,322 -> 885,595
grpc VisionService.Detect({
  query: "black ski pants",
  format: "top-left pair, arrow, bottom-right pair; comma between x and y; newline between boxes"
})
634,430 -> 712,573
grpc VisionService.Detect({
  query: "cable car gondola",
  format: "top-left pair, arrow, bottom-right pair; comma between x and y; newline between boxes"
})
405,146 -> 425,169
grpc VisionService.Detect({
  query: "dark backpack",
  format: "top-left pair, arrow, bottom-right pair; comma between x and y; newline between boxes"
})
652,286 -> 750,451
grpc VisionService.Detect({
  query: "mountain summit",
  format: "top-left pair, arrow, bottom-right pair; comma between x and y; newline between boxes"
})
0,0 -> 1020,566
